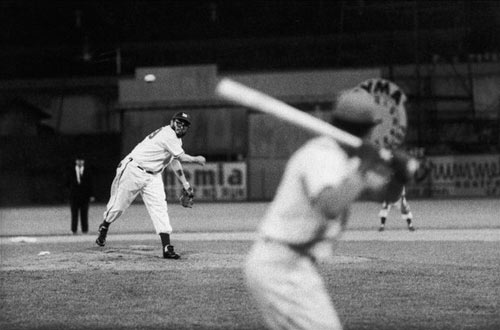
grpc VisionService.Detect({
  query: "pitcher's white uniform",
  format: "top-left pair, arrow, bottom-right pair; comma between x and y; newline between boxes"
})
245,136 -> 354,330
103,125 -> 183,234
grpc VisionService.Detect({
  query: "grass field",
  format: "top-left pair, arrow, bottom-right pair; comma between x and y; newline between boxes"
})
1,200 -> 499,330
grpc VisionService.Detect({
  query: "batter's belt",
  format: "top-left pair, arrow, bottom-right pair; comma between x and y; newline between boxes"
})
261,236 -> 320,262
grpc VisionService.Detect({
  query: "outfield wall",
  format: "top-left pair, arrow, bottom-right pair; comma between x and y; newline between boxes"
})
162,154 -> 500,203
407,154 -> 500,198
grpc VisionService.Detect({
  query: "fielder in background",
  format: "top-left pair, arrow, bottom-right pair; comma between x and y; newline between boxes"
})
244,88 -> 413,330
378,147 -> 429,232
95,112 -> 206,259
356,78 -> 416,232
378,186 -> 414,231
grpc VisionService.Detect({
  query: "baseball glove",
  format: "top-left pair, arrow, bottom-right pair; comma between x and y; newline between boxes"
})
179,187 -> 194,208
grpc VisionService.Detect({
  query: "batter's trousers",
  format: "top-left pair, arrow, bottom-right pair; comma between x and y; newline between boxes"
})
245,238 -> 343,330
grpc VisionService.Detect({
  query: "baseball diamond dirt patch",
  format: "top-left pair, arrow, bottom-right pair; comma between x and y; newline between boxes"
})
1,229 -> 500,272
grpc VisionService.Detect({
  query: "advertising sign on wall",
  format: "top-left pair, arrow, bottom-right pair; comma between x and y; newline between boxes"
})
429,154 -> 500,197
164,162 -> 247,201
407,154 -> 500,197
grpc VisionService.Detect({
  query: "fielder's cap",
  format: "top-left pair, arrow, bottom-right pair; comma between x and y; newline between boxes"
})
172,111 -> 192,125
333,88 -> 382,125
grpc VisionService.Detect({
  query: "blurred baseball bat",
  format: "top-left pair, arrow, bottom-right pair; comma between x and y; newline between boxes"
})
215,78 -> 419,176
216,78 -> 362,148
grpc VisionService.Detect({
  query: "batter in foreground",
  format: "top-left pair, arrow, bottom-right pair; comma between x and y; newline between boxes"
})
95,112 -> 206,259
244,88 -> 411,330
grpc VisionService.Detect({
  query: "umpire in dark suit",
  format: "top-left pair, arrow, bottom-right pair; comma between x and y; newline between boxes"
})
67,157 -> 95,234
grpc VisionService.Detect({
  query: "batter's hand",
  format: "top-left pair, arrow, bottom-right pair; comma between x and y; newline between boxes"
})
179,187 -> 194,208
354,142 -> 391,177
388,149 -> 418,183
355,142 -> 416,184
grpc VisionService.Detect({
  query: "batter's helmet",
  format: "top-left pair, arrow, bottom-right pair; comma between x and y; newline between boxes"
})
333,88 -> 382,125
332,87 -> 382,137
171,112 -> 192,125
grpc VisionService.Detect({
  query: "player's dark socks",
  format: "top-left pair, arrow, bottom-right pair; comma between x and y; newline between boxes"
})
160,233 -> 180,259
159,233 -> 171,248
99,220 -> 111,229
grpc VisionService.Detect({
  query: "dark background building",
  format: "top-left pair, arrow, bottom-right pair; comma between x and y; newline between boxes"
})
1,0 -> 499,78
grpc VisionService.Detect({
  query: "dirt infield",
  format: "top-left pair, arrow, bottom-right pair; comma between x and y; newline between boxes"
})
1,228 -> 498,273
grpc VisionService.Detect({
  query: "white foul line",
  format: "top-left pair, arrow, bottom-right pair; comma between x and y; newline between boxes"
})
1,229 -> 499,245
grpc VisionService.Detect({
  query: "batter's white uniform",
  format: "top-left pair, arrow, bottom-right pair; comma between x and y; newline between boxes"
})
103,125 -> 184,234
245,136 -> 355,330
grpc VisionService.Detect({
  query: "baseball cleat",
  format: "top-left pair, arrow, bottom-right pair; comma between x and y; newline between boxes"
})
163,245 -> 180,259
408,226 -> 415,232
378,226 -> 385,232
95,224 -> 108,246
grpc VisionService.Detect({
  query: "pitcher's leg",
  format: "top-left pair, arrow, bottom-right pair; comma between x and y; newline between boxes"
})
141,175 -> 172,234
102,161 -> 141,224
142,175 -> 179,259
97,160 -> 141,246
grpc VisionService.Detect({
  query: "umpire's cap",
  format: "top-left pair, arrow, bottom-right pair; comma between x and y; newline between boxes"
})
333,88 -> 382,125
171,111 -> 192,125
